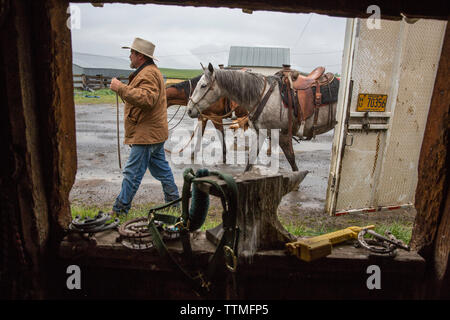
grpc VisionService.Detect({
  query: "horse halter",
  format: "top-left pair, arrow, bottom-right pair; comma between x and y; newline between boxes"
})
188,76 -> 216,116
188,79 -> 193,100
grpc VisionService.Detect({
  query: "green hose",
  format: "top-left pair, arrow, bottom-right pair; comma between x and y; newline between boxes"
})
188,168 -> 210,231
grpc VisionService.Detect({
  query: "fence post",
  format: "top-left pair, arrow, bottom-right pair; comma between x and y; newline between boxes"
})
81,74 -> 87,90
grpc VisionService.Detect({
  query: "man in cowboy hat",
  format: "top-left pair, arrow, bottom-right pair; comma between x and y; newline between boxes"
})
109,37 -> 179,215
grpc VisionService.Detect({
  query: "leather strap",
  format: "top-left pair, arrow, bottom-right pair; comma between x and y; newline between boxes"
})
147,168 -> 239,296
249,80 -> 277,123
116,93 -> 121,170
315,80 -> 322,105
296,90 -> 303,124
286,78 -> 294,139
312,104 -> 320,139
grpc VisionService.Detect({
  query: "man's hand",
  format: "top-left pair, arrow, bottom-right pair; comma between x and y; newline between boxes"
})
110,78 -> 122,92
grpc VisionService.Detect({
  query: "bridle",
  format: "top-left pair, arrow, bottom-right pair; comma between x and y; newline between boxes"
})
188,79 -> 193,99
188,76 -> 216,117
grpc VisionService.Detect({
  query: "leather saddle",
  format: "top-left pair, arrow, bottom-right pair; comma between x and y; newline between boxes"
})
292,66 -> 325,90
302,72 -> 334,120
278,66 -> 335,122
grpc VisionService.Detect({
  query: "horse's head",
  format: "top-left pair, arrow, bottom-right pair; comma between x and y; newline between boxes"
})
187,63 -> 222,118
166,86 -> 187,107
166,75 -> 201,107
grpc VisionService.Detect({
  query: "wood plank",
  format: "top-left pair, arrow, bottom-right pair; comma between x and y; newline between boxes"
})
82,0 -> 448,20
59,230 -> 425,276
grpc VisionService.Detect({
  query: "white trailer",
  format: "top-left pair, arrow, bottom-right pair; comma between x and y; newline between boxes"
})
326,18 -> 447,216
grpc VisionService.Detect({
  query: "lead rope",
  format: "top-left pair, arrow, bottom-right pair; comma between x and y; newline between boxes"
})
116,92 -> 122,169
167,79 -> 191,131
165,80 -> 200,154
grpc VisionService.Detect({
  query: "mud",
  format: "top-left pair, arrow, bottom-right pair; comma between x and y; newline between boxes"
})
70,103 -> 416,230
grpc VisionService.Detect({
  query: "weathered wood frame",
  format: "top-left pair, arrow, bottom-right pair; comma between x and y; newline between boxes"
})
0,0 -> 448,299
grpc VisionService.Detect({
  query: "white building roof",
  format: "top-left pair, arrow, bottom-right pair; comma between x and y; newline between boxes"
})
228,46 -> 290,68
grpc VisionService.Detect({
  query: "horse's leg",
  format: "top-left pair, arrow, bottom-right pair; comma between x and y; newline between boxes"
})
267,130 -> 272,156
212,120 -> 227,164
279,133 -> 298,172
257,128 -> 271,159
244,129 -> 259,172
192,118 -> 207,161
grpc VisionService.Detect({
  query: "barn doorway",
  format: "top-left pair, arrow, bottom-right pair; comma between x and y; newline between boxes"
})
68,2 -> 347,236
2,0 -> 447,301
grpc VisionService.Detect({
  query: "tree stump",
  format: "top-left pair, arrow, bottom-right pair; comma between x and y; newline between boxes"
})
195,170 -> 308,261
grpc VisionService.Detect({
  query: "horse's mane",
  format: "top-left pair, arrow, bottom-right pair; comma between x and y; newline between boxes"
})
214,70 -> 272,107
169,74 -> 202,98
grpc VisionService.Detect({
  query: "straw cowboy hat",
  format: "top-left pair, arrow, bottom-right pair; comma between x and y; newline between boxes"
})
122,37 -> 158,61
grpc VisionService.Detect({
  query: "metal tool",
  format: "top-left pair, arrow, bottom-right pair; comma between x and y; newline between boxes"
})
69,212 -> 120,234
117,217 -> 154,250
116,216 -> 181,250
286,225 -> 375,262
357,228 -> 410,255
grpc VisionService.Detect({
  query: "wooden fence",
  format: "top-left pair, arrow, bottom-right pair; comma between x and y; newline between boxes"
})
73,74 -> 128,90
74,74 -> 186,90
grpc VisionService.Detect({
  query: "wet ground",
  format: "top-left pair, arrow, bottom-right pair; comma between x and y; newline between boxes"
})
71,103 -> 331,207
70,103 -> 416,231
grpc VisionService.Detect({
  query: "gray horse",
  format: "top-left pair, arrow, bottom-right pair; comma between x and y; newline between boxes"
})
187,63 -> 338,171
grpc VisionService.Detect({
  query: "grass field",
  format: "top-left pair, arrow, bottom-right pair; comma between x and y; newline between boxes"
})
160,68 -> 203,79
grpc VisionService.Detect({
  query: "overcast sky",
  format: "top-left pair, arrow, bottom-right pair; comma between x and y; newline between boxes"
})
69,3 -> 347,74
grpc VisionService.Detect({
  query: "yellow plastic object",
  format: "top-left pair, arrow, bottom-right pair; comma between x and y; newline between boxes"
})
285,225 -> 375,262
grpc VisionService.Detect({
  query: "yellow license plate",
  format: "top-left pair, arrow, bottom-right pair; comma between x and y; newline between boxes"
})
357,94 -> 387,112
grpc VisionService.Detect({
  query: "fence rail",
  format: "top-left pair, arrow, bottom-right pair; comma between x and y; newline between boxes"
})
73,74 -> 128,90
73,74 -> 187,90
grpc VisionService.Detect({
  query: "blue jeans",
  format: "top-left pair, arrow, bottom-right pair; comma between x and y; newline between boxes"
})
113,142 -> 179,215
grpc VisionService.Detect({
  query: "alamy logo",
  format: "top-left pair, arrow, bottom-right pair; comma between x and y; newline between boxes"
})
66,5 -> 81,30
169,127 -> 280,173
66,265 -> 81,290
366,265 -> 381,289
366,5 -> 381,30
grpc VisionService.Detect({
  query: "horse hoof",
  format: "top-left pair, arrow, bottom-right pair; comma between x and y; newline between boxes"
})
244,164 -> 253,172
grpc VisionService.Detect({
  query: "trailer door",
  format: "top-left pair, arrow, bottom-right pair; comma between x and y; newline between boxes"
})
326,18 -> 447,216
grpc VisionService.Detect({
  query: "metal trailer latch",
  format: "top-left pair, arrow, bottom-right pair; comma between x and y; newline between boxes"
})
347,112 -> 391,131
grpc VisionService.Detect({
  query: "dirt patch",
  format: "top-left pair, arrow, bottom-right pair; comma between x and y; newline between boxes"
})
70,180 -> 168,208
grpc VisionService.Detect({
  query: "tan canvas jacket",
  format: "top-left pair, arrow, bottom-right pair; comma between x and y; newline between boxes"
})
117,63 -> 168,145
